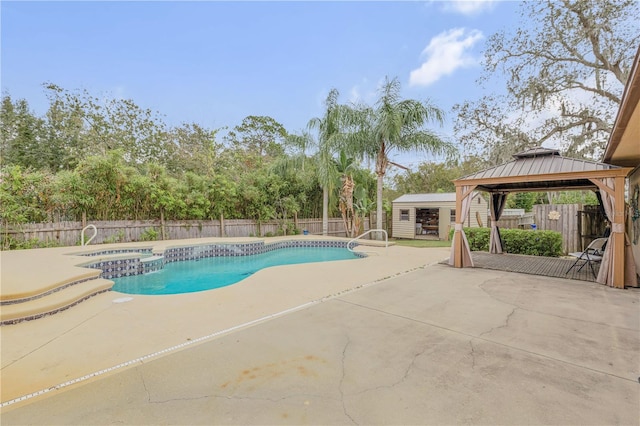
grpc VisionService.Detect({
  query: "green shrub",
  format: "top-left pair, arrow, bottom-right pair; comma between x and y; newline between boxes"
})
103,230 -> 125,244
1,236 -> 62,250
501,229 -> 562,257
140,227 -> 158,241
465,228 -> 491,251
449,227 -> 562,257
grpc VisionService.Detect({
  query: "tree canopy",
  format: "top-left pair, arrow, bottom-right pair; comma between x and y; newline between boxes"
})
0,85 -> 379,247
454,0 -> 639,164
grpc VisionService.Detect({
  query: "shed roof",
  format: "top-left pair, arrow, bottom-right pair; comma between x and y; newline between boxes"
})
393,192 -> 485,203
393,193 -> 456,203
455,147 -> 623,192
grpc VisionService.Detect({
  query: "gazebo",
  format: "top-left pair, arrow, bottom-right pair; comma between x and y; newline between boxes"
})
449,147 -> 635,289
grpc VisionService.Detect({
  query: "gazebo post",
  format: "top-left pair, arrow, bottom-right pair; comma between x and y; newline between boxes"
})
612,176 -> 626,288
453,185 -> 463,267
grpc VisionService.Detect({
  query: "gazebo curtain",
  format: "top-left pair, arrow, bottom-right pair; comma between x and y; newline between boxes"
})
449,186 -> 474,267
595,178 -> 637,287
489,193 -> 508,254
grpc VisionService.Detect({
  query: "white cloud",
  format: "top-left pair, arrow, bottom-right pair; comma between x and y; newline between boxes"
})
440,0 -> 497,16
409,28 -> 484,87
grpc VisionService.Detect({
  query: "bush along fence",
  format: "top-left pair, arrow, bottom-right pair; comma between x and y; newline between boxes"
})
489,204 -> 582,254
1,217 -> 377,250
450,227 -> 564,257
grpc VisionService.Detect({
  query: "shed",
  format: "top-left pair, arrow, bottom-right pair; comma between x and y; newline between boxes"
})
392,192 -> 488,240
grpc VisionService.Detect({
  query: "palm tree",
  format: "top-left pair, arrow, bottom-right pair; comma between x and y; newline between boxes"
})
308,89 -> 352,235
333,150 -> 357,237
353,77 -> 455,234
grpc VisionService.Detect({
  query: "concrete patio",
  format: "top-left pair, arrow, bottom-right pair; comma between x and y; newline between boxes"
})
2,246 -> 638,425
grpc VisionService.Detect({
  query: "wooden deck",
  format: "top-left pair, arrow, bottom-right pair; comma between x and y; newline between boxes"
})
470,252 -> 599,283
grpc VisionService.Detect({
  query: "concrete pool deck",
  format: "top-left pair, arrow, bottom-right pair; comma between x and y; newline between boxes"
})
1,240 -> 639,424
1,239 -> 438,402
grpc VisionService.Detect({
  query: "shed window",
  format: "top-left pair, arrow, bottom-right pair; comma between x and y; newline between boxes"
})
400,209 -> 410,221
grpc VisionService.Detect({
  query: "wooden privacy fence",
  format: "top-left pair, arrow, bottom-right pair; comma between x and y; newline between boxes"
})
2,217 -> 375,248
533,204 -> 582,254
490,204 -> 586,254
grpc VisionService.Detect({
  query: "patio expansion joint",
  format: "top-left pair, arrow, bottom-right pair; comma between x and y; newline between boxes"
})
334,298 -> 638,385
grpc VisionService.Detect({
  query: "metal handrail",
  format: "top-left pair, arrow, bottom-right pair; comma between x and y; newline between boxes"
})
347,229 -> 388,255
81,224 -> 97,246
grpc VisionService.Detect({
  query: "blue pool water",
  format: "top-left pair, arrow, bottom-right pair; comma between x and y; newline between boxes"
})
112,246 -> 361,295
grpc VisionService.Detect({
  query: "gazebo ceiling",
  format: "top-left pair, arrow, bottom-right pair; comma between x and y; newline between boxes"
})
455,147 -> 629,193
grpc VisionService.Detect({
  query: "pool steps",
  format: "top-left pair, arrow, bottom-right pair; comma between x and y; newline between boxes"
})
1,250 -> 156,326
1,278 -> 113,325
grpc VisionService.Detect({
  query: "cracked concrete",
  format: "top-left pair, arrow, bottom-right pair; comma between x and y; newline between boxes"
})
2,255 -> 639,424
479,307 -> 518,337
338,337 -> 357,425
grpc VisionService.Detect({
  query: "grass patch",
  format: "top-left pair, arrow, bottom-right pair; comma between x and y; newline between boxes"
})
392,239 -> 451,248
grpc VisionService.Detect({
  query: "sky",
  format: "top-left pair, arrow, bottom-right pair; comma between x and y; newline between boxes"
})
1,0 -> 521,170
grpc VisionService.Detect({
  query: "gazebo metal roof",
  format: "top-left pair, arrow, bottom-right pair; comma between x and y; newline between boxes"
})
455,147 -> 624,193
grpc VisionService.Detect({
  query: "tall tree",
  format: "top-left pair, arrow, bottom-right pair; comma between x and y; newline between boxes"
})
165,122 -> 223,175
455,0 -> 639,162
224,115 -> 288,161
0,96 -> 49,170
307,89 -> 353,235
353,77 -> 455,234
42,84 -> 170,167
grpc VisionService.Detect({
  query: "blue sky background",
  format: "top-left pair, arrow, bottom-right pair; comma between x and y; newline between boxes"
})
2,1 -> 520,169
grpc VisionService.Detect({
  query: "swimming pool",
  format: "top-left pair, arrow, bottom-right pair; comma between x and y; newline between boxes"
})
112,246 -> 361,295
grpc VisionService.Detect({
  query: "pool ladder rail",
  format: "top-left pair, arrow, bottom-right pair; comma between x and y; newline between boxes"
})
81,224 -> 97,246
347,229 -> 388,255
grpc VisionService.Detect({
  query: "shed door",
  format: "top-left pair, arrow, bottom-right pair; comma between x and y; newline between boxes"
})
416,208 -> 439,236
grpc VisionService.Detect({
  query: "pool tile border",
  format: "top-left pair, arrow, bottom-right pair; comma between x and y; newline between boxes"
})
0,275 -> 101,306
95,240 -> 363,279
76,248 -> 154,257
0,288 -> 111,326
